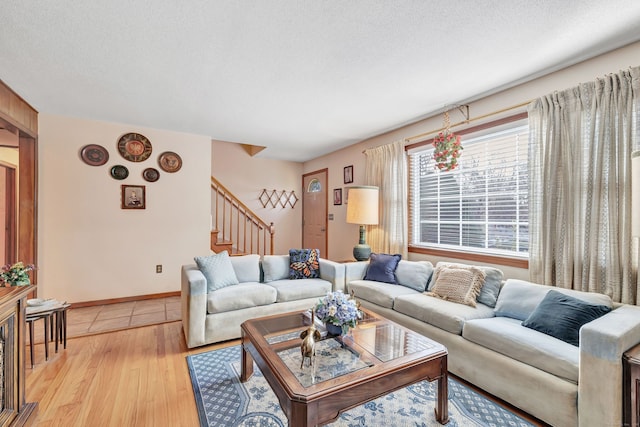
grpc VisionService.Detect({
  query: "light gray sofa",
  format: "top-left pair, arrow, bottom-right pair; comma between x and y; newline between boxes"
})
181,254 -> 345,348
345,260 -> 640,427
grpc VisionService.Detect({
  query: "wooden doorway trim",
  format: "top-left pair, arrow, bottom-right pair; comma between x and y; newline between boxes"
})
18,135 -> 37,283
0,80 -> 38,285
3,166 -> 17,264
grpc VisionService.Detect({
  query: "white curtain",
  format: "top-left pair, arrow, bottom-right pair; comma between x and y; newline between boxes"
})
528,66 -> 640,304
364,140 -> 408,258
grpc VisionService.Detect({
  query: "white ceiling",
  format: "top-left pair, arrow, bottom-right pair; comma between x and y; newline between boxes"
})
2,1 -> 640,161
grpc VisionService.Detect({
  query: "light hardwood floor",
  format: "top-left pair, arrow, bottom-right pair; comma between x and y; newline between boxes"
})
25,318 -> 547,427
25,321 -> 232,427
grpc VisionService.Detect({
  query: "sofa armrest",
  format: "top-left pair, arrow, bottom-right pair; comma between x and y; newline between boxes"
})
181,264 -> 208,348
345,261 -> 369,287
578,304 -> 640,426
319,258 -> 346,292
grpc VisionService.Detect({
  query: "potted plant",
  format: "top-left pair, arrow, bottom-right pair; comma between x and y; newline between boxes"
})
314,291 -> 359,335
0,262 -> 35,286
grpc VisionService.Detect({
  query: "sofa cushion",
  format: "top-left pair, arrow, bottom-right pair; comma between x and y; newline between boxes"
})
395,260 -> 434,292
268,278 -> 332,303
463,317 -> 579,383
348,280 -> 417,309
262,255 -> 290,282
229,254 -> 261,283
363,253 -> 402,284
522,290 -> 612,346
288,248 -> 320,279
207,282 -> 277,313
494,279 -> 613,321
194,251 -> 239,292
427,265 -> 485,307
394,293 -> 495,335
429,261 -> 504,308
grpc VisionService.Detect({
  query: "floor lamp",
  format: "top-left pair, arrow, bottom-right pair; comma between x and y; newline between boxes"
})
346,186 -> 379,261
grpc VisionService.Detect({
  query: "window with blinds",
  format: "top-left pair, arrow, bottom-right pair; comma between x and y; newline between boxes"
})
408,122 -> 529,258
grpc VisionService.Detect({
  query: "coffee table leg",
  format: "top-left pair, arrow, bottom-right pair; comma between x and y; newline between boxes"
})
240,334 -> 253,382
435,358 -> 449,424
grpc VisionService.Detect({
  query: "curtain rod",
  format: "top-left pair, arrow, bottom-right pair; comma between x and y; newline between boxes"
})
405,100 -> 532,143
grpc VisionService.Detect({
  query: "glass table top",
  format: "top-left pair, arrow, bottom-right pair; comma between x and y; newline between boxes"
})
256,309 -> 443,389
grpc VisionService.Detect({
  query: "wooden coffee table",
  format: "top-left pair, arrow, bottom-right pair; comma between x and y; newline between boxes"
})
240,308 -> 449,426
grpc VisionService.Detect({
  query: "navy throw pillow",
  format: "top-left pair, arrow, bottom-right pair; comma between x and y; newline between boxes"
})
521,290 -> 612,346
363,253 -> 402,284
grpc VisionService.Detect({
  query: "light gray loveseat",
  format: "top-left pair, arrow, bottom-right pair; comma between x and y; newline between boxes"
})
181,254 -> 345,348
345,259 -> 640,427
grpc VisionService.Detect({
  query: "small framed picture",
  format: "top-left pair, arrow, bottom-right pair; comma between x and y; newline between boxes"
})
333,188 -> 342,205
344,165 -> 354,184
121,185 -> 146,209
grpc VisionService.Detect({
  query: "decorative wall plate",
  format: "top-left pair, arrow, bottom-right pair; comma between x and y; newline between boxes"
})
142,168 -> 160,182
110,165 -> 129,180
158,151 -> 182,173
80,144 -> 109,166
117,133 -> 152,162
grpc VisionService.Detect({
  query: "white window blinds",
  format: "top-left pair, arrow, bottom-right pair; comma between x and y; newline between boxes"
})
409,123 -> 529,257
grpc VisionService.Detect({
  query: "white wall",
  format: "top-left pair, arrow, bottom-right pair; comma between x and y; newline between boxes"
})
211,140 -> 303,254
304,40 -> 640,281
38,114 -> 211,303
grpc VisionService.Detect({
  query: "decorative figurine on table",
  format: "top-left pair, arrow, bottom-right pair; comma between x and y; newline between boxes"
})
300,309 -> 321,368
350,289 -> 363,320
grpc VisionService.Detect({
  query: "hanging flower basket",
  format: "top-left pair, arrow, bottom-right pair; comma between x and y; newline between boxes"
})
433,130 -> 463,171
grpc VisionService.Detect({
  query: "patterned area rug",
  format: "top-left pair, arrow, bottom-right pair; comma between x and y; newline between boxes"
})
187,345 -> 537,427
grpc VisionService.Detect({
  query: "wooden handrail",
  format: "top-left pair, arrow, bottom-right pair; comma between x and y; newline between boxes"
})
211,176 -> 275,255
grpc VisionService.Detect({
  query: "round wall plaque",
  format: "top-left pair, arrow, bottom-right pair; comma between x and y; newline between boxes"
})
110,165 -> 129,180
158,151 -> 182,173
80,144 -> 109,166
117,133 -> 152,162
143,168 -> 160,182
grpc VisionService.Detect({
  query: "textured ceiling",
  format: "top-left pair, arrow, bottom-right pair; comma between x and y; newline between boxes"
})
2,1 -> 640,161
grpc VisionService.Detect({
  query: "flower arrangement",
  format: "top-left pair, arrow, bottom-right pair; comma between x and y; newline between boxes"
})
0,262 -> 35,286
432,130 -> 463,171
315,290 -> 359,335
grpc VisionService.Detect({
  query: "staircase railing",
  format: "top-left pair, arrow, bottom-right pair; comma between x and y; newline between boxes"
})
211,176 -> 275,255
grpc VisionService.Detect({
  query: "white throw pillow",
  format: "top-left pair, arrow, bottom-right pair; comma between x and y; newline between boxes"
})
261,255 -> 290,282
194,251 -> 239,292
229,254 -> 260,283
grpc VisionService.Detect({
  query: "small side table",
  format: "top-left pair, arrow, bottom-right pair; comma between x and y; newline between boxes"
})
26,311 -> 53,367
26,300 -> 70,367
623,343 -> 640,426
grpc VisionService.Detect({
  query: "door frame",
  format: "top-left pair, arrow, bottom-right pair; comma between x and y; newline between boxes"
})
302,168 -> 328,258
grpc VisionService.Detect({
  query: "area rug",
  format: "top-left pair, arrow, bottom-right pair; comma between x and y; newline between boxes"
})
187,345 -> 537,427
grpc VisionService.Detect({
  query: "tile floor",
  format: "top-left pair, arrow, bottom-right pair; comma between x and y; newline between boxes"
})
27,296 -> 181,344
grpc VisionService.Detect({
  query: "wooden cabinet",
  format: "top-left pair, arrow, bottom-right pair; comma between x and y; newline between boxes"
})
623,343 -> 640,427
0,286 -> 37,426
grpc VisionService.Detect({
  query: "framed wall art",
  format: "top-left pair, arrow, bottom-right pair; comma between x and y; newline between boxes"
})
333,188 -> 342,205
344,165 -> 354,184
121,185 -> 146,209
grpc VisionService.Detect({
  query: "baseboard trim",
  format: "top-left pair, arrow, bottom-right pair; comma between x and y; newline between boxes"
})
70,291 -> 180,308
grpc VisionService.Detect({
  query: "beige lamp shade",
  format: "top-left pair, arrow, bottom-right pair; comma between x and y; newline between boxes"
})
346,186 -> 379,225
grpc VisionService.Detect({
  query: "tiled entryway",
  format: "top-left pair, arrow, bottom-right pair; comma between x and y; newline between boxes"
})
65,296 -> 181,338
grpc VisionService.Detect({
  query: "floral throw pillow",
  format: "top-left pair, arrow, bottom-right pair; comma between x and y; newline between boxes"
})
289,249 -> 320,279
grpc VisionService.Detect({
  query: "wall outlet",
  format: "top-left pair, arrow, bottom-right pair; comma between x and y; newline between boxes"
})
156,265 -> 162,273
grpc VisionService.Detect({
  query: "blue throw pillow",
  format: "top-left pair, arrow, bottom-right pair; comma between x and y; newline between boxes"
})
521,290 -> 612,346
194,251 -> 239,292
363,253 -> 402,284
289,249 -> 320,279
